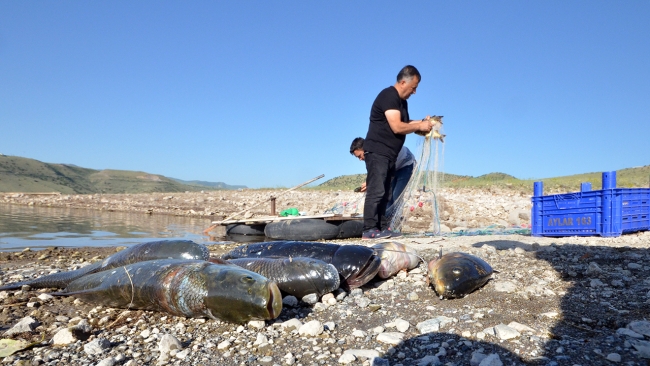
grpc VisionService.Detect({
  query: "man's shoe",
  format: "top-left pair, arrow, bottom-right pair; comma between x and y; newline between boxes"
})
362,228 -> 391,240
384,228 -> 402,238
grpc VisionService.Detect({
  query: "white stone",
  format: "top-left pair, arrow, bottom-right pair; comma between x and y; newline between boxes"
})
3,316 -> 39,336
416,316 -> 456,333
493,324 -> 520,340
630,339 -> 650,359
95,357 -> 116,366
298,320 -> 324,337
254,333 -> 268,346
37,293 -> 53,301
281,318 -> 303,332
217,340 -> 231,350
507,321 -> 535,333
479,353 -> 503,366
352,329 -> 367,338
159,334 -> 183,353
416,355 -> 441,365
84,338 -> 111,355
342,349 -> 380,360
616,328 -> 644,339
338,353 -> 356,364
376,332 -> 404,345
395,319 -> 410,332
248,320 -> 265,329
52,328 -> 76,345
628,320 -> 650,337
606,353 -> 621,362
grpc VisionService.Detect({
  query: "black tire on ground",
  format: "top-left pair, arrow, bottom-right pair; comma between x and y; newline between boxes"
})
264,218 -> 340,241
226,223 -> 266,236
336,220 -> 364,239
225,233 -> 267,243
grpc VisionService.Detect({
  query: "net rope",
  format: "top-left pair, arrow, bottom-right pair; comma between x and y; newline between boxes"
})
386,118 -> 445,234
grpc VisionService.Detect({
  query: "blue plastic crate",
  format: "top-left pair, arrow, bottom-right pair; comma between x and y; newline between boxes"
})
531,171 -> 650,237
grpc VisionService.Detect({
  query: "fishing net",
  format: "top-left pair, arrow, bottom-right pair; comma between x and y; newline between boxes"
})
387,116 -> 446,234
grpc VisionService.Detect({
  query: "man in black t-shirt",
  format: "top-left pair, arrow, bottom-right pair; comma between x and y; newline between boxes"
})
361,65 -> 434,240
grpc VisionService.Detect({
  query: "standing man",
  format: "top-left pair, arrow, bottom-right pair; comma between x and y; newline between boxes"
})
361,65 -> 433,240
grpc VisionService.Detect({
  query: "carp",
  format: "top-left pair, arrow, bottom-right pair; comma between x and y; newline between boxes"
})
225,257 -> 340,298
427,251 -> 493,299
371,242 -> 421,279
0,240 -> 210,291
222,241 -> 381,289
58,259 -> 282,324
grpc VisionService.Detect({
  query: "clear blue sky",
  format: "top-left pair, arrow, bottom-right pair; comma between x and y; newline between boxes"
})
2,1 -> 649,188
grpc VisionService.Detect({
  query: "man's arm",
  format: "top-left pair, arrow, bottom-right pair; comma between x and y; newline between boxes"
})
386,110 -> 432,135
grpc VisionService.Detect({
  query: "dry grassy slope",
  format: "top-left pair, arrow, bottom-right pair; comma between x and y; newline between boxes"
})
319,166 -> 650,194
0,155 -> 205,194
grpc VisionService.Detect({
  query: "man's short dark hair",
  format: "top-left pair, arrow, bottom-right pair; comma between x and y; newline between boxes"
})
350,137 -> 364,154
397,65 -> 421,82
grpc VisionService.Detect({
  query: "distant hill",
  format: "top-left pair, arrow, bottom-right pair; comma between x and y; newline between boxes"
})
317,166 -> 650,193
0,155 -> 246,194
170,178 -> 246,190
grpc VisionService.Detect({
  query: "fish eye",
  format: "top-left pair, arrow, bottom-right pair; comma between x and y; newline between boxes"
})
240,276 -> 255,284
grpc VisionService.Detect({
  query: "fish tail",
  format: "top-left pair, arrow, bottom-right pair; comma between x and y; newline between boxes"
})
0,283 -> 26,291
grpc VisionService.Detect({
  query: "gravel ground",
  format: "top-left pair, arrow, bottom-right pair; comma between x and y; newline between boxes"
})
1,191 -> 649,366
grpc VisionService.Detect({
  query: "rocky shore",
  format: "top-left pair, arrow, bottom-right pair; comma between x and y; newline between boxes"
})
1,190 -> 649,366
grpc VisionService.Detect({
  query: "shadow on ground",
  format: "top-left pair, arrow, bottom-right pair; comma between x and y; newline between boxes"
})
380,238 -> 650,365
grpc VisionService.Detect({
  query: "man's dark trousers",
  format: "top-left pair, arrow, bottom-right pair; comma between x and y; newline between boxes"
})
363,152 -> 395,231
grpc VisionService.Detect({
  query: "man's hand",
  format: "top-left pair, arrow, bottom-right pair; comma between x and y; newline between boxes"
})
360,182 -> 367,192
415,116 -> 433,135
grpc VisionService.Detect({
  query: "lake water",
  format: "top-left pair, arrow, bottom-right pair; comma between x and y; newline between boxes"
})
0,204 -> 247,252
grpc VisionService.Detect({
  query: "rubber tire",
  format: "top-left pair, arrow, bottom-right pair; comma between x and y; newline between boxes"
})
336,220 -> 363,239
264,218 -> 340,241
226,223 -> 266,236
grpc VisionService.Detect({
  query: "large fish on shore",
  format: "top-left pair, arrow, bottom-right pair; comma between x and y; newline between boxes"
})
427,251 -> 494,299
222,241 -> 381,289
371,242 -> 421,279
225,257 -> 340,298
57,259 -> 282,324
0,240 -> 210,291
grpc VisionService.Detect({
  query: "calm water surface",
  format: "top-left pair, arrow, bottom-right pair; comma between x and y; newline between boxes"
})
0,204 -> 238,251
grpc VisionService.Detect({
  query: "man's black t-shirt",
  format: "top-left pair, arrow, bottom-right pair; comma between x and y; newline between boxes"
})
364,86 -> 409,161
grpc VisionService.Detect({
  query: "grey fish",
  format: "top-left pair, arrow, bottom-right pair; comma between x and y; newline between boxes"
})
427,251 -> 493,299
0,240 -> 210,291
222,241 -> 381,289
57,259 -> 282,324
226,257 -> 340,298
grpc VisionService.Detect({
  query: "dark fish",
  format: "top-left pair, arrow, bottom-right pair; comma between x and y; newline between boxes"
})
0,240 -> 210,291
372,242 -> 421,279
225,257 -> 340,298
427,252 -> 493,299
58,259 -> 282,324
222,241 -> 381,289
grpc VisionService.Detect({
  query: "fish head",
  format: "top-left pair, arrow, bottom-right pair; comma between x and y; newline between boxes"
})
427,252 -> 493,299
203,264 -> 282,323
372,242 -> 421,279
333,246 -> 381,289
